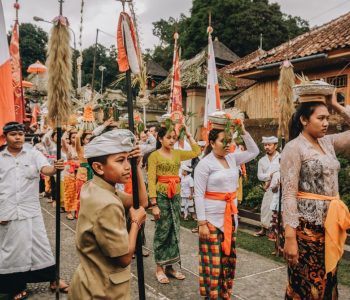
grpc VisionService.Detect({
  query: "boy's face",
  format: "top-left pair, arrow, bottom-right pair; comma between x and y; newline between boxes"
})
182,170 -> 188,177
5,131 -> 25,149
93,152 -> 131,185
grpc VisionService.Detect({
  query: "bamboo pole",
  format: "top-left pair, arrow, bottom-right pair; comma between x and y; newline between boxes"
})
119,2 -> 146,298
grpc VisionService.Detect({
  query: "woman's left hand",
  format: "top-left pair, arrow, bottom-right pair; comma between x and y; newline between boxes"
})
184,125 -> 192,138
326,91 -> 337,107
129,145 -> 143,165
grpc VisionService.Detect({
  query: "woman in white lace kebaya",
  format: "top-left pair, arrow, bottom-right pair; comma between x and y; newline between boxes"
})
281,93 -> 350,299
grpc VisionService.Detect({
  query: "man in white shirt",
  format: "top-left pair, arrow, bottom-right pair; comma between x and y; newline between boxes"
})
254,136 -> 280,237
0,122 -> 68,299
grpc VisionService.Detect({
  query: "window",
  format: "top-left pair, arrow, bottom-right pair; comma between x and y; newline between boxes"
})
336,92 -> 345,106
326,75 -> 347,88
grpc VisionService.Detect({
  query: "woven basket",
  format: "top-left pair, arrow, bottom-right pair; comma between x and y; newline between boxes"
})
293,83 -> 335,96
208,111 -> 230,125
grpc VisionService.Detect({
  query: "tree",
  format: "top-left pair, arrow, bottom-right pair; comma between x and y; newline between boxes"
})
8,23 -> 48,76
81,44 -> 119,92
151,0 -> 309,68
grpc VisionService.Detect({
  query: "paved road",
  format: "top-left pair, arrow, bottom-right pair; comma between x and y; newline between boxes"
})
22,197 -> 350,299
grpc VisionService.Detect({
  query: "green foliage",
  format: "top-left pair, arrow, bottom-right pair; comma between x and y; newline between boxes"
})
81,44 -> 119,92
241,144 -> 265,208
150,0 -> 309,68
338,156 -> 350,208
8,23 -> 48,77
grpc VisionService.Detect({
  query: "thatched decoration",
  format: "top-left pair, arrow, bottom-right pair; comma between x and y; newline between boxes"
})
46,16 -> 72,124
152,51 -> 236,94
278,60 -> 295,140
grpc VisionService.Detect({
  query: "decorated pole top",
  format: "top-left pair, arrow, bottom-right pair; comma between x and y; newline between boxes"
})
14,0 -> 19,21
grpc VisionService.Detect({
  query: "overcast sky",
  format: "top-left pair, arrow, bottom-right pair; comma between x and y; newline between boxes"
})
2,0 -> 350,51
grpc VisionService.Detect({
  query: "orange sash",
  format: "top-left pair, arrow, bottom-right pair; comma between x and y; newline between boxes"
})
297,191 -> 350,274
65,161 -> 80,173
205,191 -> 238,255
157,176 -> 180,199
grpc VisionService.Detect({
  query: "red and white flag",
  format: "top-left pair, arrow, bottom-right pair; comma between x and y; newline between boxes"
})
117,12 -> 140,75
0,0 -> 16,144
10,19 -> 24,123
171,46 -> 182,113
203,29 -> 221,128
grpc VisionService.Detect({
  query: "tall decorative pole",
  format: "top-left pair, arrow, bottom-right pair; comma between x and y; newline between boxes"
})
277,59 -> 295,256
46,0 -> 72,298
117,1 -> 145,299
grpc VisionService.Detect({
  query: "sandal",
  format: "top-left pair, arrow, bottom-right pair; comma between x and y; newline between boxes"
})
165,268 -> 186,280
66,214 -> 74,221
156,271 -> 169,284
12,290 -> 28,300
254,230 -> 266,237
49,280 -> 69,294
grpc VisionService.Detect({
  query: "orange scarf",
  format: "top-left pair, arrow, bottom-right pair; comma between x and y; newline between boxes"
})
205,191 -> 238,255
157,176 -> 180,199
297,191 -> 350,274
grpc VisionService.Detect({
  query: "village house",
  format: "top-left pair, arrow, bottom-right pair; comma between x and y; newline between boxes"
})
152,37 -> 254,138
223,11 -> 350,120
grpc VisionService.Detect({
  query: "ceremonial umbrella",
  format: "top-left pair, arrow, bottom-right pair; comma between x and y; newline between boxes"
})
22,80 -> 33,88
27,60 -> 47,73
27,60 -> 47,89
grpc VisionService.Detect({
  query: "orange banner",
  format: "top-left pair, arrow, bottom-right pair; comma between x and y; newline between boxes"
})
10,21 -> 24,123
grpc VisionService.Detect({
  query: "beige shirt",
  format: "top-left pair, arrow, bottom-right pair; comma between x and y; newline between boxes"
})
69,176 -> 131,300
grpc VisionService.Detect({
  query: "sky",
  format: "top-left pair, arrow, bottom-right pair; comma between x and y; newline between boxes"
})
2,0 -> 350,52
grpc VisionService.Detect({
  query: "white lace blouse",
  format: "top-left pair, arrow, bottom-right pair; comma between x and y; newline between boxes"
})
281,105 -> 350,228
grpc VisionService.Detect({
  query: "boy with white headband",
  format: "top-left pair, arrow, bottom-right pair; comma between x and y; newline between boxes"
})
69,129 -> 148,300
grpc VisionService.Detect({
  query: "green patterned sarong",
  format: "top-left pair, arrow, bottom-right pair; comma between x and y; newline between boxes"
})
153,192 -> 181,266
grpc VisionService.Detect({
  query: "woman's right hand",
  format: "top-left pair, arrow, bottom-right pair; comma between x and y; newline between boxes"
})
152,206 -> 161,220
284,236 -> 299,265
129,207 -> 146,225
199,224 -> 210,240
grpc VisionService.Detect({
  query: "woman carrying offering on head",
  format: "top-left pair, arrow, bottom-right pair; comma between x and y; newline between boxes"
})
282,85 -> 350,299
194,115 -> 259,300
147,125 -> 201,284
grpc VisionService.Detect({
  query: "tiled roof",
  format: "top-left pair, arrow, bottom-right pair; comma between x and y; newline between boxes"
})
224,11 -> 350,74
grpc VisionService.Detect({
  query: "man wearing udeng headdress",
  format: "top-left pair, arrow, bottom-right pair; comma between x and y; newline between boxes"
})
69,129 -> 148,300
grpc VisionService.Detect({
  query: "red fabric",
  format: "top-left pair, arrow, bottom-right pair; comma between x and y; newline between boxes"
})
171,48 -> 182,113
10,21 -> 24,123
157,175 -> 180,199
205,191 -> 238,255
0,59 -> 16,145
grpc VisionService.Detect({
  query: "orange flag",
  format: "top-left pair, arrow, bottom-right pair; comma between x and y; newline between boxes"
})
10,20 -> 24,123
0,0 -> 16,145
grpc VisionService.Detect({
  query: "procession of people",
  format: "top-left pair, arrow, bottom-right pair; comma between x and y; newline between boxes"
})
1,0 -> 350,299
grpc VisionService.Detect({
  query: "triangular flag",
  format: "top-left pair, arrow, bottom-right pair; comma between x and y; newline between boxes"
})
203,30 -> 221,128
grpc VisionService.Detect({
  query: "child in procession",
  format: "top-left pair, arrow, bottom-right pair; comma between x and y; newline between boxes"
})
68,129 -> 148,300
